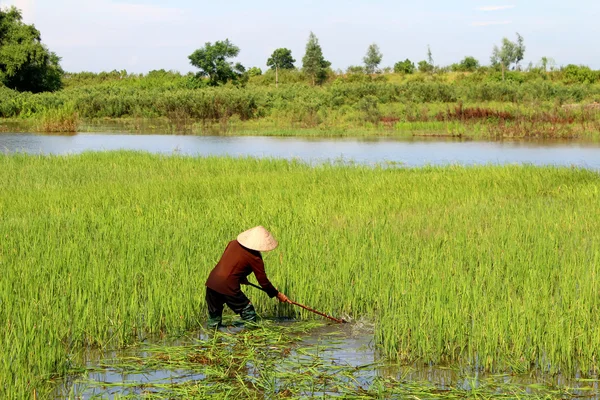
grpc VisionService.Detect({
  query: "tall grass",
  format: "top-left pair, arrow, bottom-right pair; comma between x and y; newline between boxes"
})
35,104 -> 79,133
1,153 -> 599,397
2,76 -> 600,138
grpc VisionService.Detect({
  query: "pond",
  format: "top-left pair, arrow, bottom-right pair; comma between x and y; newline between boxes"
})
1,133 -> 600,169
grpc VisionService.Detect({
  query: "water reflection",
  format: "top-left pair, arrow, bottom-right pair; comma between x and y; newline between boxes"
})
1,133 -> 600,170
56,322 -> 600,399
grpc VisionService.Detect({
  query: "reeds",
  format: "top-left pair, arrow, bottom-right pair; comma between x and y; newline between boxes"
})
35,104 -> 79,133
2,72 -> 600,138
1,153 -> 599,397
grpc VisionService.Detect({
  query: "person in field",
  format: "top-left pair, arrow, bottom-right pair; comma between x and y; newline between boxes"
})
205,226 -> 290,328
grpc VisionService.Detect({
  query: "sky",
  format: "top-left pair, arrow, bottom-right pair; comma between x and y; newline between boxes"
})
1,0 -> 599,73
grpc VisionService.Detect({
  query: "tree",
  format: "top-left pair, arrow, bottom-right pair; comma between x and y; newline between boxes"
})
538,56 -> 555,72
266,48 -> 295,88
363,43 -> 382,74
451,56 -> 480,72
188,39 -> 245,86
416,45 -> 435,74
247,67 -> 262,77
0,6 -> 63,92
302,32 -> 331,85
394,59 -> 415,74
514,33 -> 525,69
491,33 -> 526,80
418,60 -> 434,73
427,45 -> 434,67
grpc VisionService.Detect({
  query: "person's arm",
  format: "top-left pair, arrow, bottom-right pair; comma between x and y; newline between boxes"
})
248,256 -> 280,298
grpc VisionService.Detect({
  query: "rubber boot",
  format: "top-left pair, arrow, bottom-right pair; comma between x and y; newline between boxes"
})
239,303 -> 258,326
207,315 -> 223,329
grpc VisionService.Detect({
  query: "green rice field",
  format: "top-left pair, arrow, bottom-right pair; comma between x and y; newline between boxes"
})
1,152 -> 599,398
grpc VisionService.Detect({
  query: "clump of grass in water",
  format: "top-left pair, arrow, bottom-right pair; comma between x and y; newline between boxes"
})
60,321 -> 585,399
35,104 -> 79,133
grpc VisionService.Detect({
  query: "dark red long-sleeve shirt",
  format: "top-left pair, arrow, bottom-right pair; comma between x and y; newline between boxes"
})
205,240 -> 279,298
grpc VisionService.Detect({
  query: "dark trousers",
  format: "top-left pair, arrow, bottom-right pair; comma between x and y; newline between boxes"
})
205,287 -> 251,318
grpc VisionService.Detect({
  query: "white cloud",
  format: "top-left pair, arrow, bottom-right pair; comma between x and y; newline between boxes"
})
471,20 -> 513,26
477,5 -> 516,11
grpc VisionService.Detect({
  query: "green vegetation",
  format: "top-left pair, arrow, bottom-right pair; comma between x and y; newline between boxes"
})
451,56 -> 480,73
363,43 -> 383,74
394,59 -> 416,74
302,32 -> 331,86
418,45 -> 435,74
491,33 -> 526,81
188,39 -> 247,87
0,6 -> 63,92
2,6 -> 600,138
2,71 -> 600,137
267,48 -> 295,88
2,21 -> 599,138
1,153 -> 600,398
61,322 -> 586,399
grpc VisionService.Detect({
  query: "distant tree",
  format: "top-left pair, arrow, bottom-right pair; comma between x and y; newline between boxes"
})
266,48 -> 295,88
247,67 -> 262,77
491,33 -> 525,80
418,60 -> 434,73
452,56 -> 480,72
188,39 -> 245,86
302,32 -> 331,85
416,45 -> 435,74
394,59 -> 415,74
427,45 -> 434,67
363,43 -> 383,74
538,56 -> 556,72
0,6 -> 63,92
514,33 -> 525,69
346,65 -> 366,74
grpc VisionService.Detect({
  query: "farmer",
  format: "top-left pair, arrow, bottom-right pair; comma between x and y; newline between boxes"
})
205,226 -> 290,328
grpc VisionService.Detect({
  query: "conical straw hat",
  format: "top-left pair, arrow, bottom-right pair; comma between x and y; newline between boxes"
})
237,226 -> 278,252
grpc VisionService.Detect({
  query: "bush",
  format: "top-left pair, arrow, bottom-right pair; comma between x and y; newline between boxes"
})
562,65 -> 599,84
394,59 -> 416,74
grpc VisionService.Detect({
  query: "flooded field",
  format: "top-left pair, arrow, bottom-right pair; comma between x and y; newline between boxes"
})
3,154 -> 600,398
56,321 -> 600,399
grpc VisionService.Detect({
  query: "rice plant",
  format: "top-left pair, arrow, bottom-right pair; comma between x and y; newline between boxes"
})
0,153 -> 599,397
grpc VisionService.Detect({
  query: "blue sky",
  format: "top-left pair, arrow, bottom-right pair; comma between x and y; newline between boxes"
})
2,0 -> 599,73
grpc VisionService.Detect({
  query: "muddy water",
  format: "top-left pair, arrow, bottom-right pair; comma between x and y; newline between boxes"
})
56,321 -> 600,399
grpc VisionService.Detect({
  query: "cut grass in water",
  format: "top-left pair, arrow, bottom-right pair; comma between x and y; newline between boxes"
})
58,321 -> 588,399
0,153 -> 599,397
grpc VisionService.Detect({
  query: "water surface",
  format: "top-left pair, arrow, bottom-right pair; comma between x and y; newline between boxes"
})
56,322 -> 600,399
1,133 -> 600,169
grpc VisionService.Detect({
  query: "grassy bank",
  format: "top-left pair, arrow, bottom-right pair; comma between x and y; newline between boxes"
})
2,71 -> 600,138
1,153 -> 600,397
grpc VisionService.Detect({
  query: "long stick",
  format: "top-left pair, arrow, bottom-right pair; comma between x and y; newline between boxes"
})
246,282 -> 346,324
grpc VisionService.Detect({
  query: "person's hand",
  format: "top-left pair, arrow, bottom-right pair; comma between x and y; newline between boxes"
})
276,292 -> 291,303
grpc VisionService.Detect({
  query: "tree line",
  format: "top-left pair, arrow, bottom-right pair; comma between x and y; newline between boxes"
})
187,31 -> 541,86
1,5 -> 598,93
